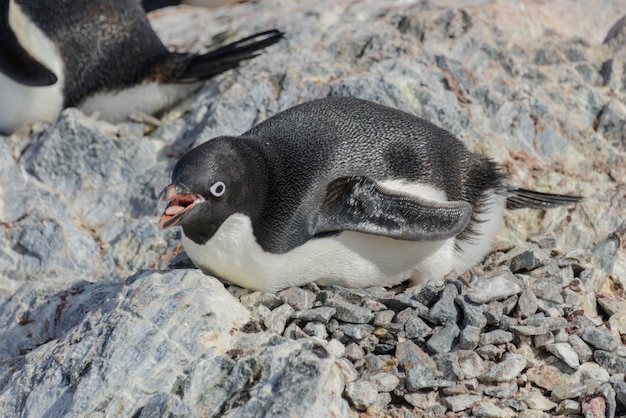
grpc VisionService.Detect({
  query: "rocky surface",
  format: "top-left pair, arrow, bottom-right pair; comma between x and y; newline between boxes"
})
1,0 -> 626,416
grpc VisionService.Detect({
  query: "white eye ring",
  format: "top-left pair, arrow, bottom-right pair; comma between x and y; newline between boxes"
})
210,181 -> 226,197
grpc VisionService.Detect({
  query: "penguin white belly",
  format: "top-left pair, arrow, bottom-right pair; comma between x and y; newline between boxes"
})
180,180 -> 487,292
182,213 -> 454,292
79,81 -> 201,123
0,0 -> 64,134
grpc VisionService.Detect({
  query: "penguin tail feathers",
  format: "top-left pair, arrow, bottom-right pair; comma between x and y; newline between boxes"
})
505,188 -> 582,210
176,29 -> 284,82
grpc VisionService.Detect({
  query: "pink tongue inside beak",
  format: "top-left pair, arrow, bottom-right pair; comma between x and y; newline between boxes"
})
165,205 -> 186,216
158,184 -> 204,229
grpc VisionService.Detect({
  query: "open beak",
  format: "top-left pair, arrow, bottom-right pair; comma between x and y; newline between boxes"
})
158,183 -> 204,229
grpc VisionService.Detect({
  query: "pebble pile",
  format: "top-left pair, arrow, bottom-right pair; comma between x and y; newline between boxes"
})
219,225 -> 626,417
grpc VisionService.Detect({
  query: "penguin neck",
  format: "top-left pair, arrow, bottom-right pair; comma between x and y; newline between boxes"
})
181,138 -> 270,245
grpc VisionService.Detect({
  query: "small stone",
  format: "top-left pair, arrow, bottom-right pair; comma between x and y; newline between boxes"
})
378,294 -> 428,313
393,307 -> 416,324
467,272 -> 522,304
473,400 -> 516,417
499,315 -> 518,331
456,295 -> 487,329
433,353 -> 462,381
523,391 -> 558,411
344,342 -> 364,362
372,392 -> 391,412
594,350 -> 626,375
484,301 -> 503,325
518,289 -> 539,318
359,334 -> 378,353
456,350 -> 484,380
326,299 -> 375,324
479,353 -> 527,383
483,382 -> 518,398
264,303 -> 295,335
278,286 -> 316,310
240,292 -> 282,309
369,372 -> 399,392
404,315 -> 432,341
612,378 -> 626,408
517,410 -> 548,418
411,283 -> 442,306
344,381 -> 378,411
442,394 -> 480,412
396,340 -> 439,392
510,250 -> 542,273
532,281 -> 564,304
325,339 -> 345,358
578,327 -> 621,352
250,304 -> 271,322
338,324 -> 375,340
501,295 -> 519,315
362,299 -> 388,312
545,343 -> 580,369
535,299 -> 564,317
404,391 -> 439,409
479,330 -> 513,346
335,358 -> 358,383
427,283 -> 459,325
426,322 -> 460,354
526,316 -> 568,331
373,310 -> 395,326
476,344 -> 501,360
533,332 -> 555,348
598,293 -> 626,317
506,399 -> 528,412
568,334 -> 593,362
302,322 -> 328,339
555,399 -> 581,415
553,328 -> 569,343
526,365 -> 563,391
460,325 -> 481,350
292,307 -> 336,323
550,381 -> 586,402
510,325 -> 549,336
578,362 -> 611,385
283,321 -> 307,339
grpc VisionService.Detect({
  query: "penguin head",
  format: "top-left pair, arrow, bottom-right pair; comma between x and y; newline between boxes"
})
159,138 -> 266,244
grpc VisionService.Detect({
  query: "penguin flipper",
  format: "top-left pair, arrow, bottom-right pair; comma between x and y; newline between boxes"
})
506,188 -> 582,210
316,176 -> 473,241
0,1 -> 57,86
173,29 -> 284,83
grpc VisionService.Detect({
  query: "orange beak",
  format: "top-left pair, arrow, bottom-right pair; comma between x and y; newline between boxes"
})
158,184 -> 204,229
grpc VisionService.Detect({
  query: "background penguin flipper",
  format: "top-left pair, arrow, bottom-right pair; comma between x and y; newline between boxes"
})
316,176 -> 473,242
141,0 -> 181,12
505,188 -> 582,210
0,1 -> 57,86
173,30 -> 284,83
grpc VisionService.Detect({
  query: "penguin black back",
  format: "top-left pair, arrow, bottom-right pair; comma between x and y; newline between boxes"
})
244,97 -> 505,248
15,0 -> 168,107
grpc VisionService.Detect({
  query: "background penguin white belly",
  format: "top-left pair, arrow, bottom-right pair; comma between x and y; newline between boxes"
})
0,0 -> 283,134
0,0 -> 64,134
159,97 -> 581,292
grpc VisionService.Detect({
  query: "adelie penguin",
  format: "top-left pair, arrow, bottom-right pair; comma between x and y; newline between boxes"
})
159,97 -> 581,292
0,0 -> 283,134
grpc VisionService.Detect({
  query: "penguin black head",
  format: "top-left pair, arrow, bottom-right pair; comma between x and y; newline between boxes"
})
159,138 -> 267,244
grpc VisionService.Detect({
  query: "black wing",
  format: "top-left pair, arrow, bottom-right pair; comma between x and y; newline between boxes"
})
316,176 -> 473,241
0,1 -> 57,86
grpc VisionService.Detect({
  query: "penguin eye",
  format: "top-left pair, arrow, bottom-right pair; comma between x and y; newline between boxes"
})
209,181 -> 226,197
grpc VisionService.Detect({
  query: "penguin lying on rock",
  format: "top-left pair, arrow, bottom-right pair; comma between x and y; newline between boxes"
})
0,0 -> 283,134
159,97 -> 581,292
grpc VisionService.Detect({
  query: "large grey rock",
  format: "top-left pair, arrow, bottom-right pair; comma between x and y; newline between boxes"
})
0,270 -> 348,417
